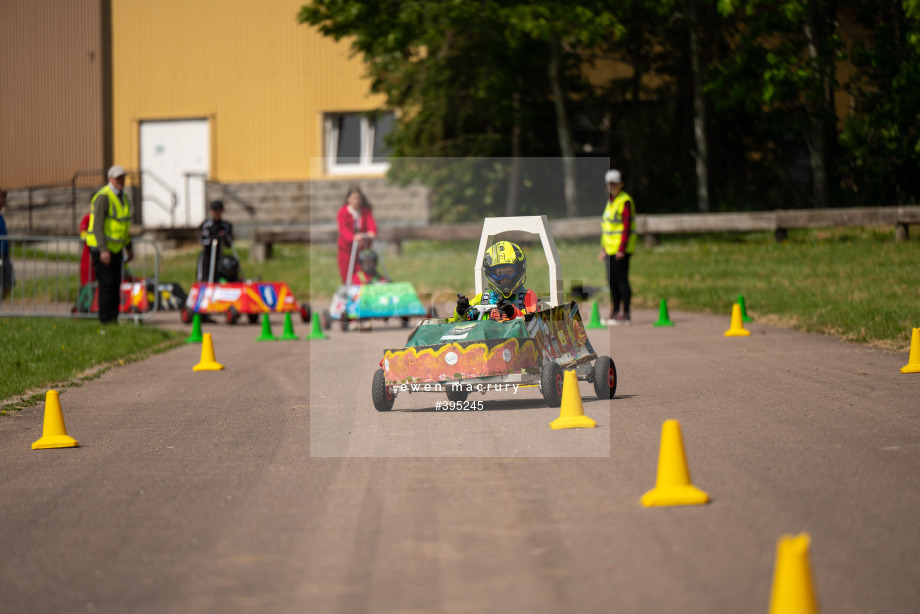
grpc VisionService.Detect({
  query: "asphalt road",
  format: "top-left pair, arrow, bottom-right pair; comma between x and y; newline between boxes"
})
1,307 -> 918,613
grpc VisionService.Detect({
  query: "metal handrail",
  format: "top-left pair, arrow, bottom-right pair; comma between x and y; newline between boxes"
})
72,168 -> 179,228
208,180 -> 256,216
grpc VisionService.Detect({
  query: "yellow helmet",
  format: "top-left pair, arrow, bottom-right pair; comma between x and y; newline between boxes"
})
483,241 -> 526,298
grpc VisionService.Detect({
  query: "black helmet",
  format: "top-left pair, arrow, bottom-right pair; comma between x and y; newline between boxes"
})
359,249 -> 378,267
217,255 -> 239,280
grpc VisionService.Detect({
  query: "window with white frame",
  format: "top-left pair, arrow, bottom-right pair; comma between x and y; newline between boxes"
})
324,111 -> 394,175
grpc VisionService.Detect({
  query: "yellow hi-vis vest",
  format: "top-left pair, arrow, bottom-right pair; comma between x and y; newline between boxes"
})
86,185 -> 131,252
601,190 -> 636,255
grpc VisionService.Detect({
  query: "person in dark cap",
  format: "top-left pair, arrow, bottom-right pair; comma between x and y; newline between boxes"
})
86,165 -> 133,323
197,200 -> 235,282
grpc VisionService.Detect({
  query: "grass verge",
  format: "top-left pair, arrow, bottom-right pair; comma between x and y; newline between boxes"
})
0,318 -> 184,415
307,226 -> 919,351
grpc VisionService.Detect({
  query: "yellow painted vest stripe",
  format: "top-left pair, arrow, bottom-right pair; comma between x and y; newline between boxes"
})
86,185 -> 131,251
601,191 -> 636,254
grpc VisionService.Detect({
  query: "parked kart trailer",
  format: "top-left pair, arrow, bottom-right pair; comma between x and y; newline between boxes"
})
371,215 -> 616,411
74,278 -> 186,315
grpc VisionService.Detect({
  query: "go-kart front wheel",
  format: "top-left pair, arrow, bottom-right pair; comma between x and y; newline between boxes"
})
593,356 -> 617,400
247,313 -> 259,324
540,361 -> 564,407
445,385 -> 469,402
321,310 -> 332,331
300,303 -> 311,323
372,368 -> 395,412
226,306 -> 240,325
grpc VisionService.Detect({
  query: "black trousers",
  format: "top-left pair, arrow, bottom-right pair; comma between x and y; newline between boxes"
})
606,253 -> 631,316
91,249 -> 123,323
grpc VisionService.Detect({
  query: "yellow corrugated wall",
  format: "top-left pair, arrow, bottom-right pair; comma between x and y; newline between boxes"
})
0,0 -> 104,188
112,0 -> 385,182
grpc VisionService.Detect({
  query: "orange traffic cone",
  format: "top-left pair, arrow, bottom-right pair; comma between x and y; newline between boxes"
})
641,420 -> 709,506
550,370 -> 597,429
32,390 -> 79,449
193,333 -> 225,371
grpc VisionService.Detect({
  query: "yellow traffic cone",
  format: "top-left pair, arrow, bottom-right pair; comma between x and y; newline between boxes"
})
192,332 -> 225,371
31,390 -> 79,449
550,370 -> 597,429
641,420 -> 709,506
768,533 -> 820,614
724,302 -> 751,337
900,327 -> 920,374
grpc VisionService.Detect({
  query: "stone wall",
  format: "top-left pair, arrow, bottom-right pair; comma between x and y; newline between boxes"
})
207,178 -> 431,237
2,178 -> 430,239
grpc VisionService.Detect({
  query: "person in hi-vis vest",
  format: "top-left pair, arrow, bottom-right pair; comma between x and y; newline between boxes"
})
597,169 -> 636,325
86,165 -> 133,323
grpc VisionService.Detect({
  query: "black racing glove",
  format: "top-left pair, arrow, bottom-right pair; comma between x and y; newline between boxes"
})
496,297 -> 516,319
456,294 -> 470,318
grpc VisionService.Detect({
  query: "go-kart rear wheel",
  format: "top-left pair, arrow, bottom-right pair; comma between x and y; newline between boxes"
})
400,316 -> 410,328
247,313 -> 259,324
300,303 -> 311,323
540,361 -> 564,407
180,307 -> 192,324
593,356 -> 617,400
340,317 -> 349,333
372,368 -> 395,412
445,385 -> 469,402
226,306 -> 240,325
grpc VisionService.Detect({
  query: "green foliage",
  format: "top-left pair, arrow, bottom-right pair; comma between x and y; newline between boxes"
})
300,0 -> 920,213
299,0 -> 614,220
838,1 -> 920,205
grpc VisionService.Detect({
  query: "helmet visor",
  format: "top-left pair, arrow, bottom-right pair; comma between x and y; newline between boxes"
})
486,262 -> 524,296
490,264 -> 517,280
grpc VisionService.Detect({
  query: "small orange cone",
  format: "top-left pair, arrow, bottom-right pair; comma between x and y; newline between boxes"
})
193,333 -> 225,371
641,420 -> 709,506
32,390 -> 79,449
768,533 -> 820,614
724,302 -> 751,337
550,370 -> 597,429
900,327 -> 920,374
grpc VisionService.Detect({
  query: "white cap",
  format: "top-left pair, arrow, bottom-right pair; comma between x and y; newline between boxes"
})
108,165 -> 126,179
605,169 -> 622,184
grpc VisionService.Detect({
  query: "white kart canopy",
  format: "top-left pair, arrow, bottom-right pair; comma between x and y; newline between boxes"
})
474,215 -> 564,308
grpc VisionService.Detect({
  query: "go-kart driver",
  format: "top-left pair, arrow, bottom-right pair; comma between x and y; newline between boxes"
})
197,200 -> 237,282
352,249 -> 389,285
451,241 -> 538,322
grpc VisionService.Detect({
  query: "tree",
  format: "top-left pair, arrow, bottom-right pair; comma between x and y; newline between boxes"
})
714,0 -> 844,208
299,0 -> 623,220
497,2 -> 624,217
840,0 -> 920,204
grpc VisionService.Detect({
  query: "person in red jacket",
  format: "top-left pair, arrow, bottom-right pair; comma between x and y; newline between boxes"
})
336,187 -> 377,283
79,212 -> 96,286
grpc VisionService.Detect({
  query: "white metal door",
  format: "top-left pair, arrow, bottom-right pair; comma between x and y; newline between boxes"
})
139,119 -> 210,228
